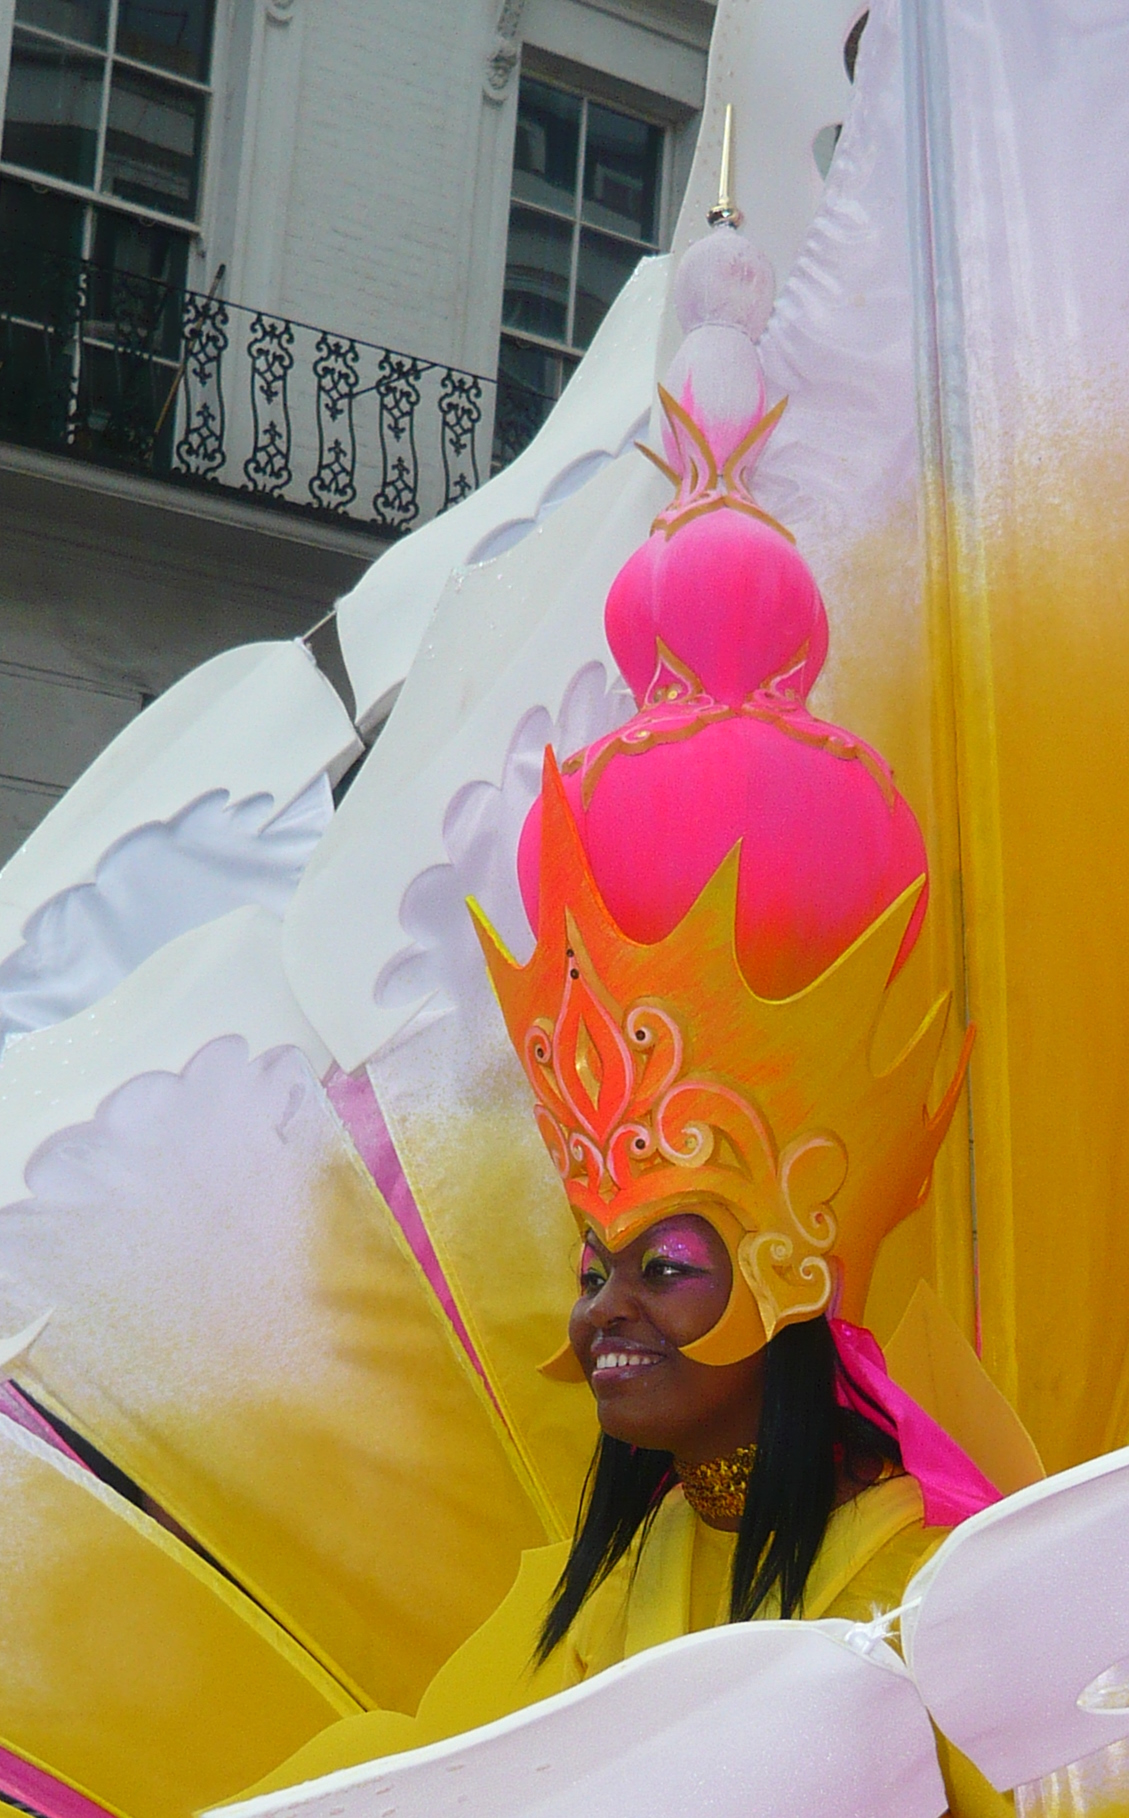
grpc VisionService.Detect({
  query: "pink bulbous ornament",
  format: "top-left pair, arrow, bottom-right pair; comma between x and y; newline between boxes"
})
518,704 -> 926,1001
519,223 -> 928,997
606,511 -> 829,710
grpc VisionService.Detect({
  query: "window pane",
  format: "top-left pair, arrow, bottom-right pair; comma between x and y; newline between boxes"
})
499,335 -> 564,400
493,339 -> 579,472
115,0 -> 215,82
91,204 -> 188,289
75,338 -> 178,465
101,66 -> 205,217
0,179 -> 85,448
0,315 -> 76,444
15,0 -> 110,46
582,103 -> 662,243
502,203 -> 572,344
0,180 -> 84,356
574,227 -> 641,348
0,173 -> 85,257
0,173 -> 84,354
1,29 -> 104,186
81,211 -> 187,463
89,207 -> 187,357
511,79 -> 580,215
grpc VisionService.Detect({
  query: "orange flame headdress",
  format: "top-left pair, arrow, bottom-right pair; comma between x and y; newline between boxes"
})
472,224 -> 972,1369
472,754 -> 971,1368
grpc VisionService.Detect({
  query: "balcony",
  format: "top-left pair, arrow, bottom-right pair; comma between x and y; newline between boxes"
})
0,235 -> 497,540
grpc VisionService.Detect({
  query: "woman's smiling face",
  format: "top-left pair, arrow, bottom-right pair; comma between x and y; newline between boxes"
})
567,1211 -> 764,1463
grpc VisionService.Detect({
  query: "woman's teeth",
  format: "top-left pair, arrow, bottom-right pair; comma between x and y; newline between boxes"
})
595,1352 -> 659,1370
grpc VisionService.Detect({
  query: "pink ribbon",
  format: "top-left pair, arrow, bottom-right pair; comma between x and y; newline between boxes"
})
324,1066 -> 499,1410
0,1746 -> 116,1818
0,1382 -> 87,1467
830,1319 -> 1000,1528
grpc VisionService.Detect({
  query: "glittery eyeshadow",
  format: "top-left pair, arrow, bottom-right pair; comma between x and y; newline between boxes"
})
580,1240 -> 607,1282
641,1227 -> 716,1271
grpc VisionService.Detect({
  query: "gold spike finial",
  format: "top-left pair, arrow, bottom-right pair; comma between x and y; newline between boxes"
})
707,103 -> 743,227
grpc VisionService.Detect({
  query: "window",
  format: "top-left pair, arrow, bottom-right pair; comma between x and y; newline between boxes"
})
3,1 -> 215,226
0,0 -> 215,305
0,0 -> 216,455
494,74 -> 665,468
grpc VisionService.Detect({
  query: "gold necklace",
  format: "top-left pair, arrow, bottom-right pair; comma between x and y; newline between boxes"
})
675,1443 -> 757,1524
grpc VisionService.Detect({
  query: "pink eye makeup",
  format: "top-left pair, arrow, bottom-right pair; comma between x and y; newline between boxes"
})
640,1227 -> 716,1272
579,1240 -> 608,1287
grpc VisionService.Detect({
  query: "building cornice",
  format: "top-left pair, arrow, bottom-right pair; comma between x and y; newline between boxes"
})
561,0 -> 715,54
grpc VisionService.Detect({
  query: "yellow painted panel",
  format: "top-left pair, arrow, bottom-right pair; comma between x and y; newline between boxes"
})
820,492 -> 976,1349
974,444 -> 1129,1470
9,1043 -> 544,1715
895,0 -> 1129,1475
371,1023 -> 599,1542
0,1419 -> 352,1818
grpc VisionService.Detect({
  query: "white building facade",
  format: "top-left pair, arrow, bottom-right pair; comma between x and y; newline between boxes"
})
0,0 -> 713,859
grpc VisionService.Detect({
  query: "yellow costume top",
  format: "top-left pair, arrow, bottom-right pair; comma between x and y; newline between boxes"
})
243,1474 -> 1011,1817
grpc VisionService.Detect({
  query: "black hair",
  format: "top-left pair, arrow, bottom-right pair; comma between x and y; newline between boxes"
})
536,1313 -> 901,1662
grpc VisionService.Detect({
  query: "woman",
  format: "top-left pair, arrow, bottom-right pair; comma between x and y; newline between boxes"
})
537,1211 -> 925,1675
241,1207 -> 1002,1813
243,224 -> 1008,1812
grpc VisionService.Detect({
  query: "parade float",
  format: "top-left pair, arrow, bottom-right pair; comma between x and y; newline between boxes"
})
1,1 -> 1128,1814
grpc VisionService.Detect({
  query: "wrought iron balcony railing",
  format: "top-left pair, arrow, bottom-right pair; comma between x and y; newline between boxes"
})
0,235 -> 496,537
